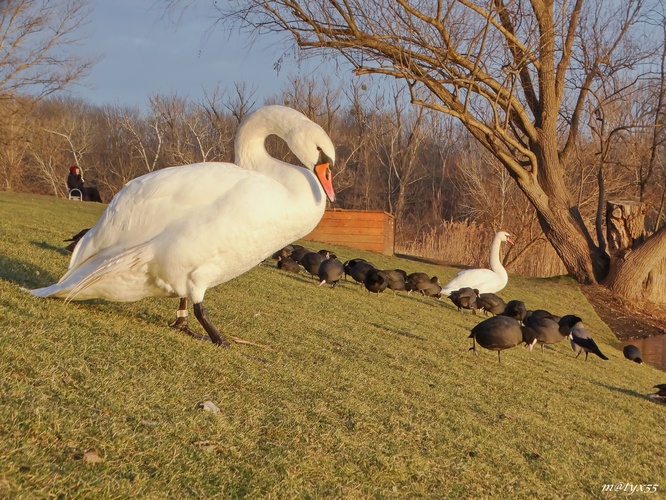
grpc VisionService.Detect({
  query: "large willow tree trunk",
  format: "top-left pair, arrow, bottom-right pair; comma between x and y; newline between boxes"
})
605,200 -> 666,304
506,127 -> 606,285
521,181 -> 600,283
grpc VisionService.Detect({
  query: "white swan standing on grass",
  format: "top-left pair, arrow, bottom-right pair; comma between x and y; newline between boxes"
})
30,105 -> 336,347
441,231 -> 514,297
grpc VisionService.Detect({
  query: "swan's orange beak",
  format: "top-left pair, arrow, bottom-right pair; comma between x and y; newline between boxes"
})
315,162 -> 336,203
506,236 -> 515,246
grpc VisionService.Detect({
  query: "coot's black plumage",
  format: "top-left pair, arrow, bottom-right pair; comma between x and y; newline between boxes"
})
300,251 -> 328,278
64,228 -> 90,253
343,258 -> 368,278
276,255 -> 301,274
272,245 -> 294,260
469,315 -> 531,363
523,309 -> 567,352
290,246 -> 313,263
417,277 -> 442,298
501,300 -> 528,323
622,344 -> 643,364
318,249 -> 337,259
383,269 -> 408,294
406,272 -> 430,293
649,384 -> 666,402
448,287 -> 479,312
364,268 -> 389,294
346,260 -> 377,285
318,258 -> 345,287
475,293 -> 506,315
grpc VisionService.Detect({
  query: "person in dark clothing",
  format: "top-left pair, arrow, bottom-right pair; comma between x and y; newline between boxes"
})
67,166 -> 103,202
66,166 -> 84,192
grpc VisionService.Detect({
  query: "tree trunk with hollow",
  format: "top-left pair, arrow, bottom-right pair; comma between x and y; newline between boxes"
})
605,200 -> 666,304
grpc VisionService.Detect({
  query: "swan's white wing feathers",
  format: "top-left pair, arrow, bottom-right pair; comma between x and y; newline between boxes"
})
441,268 -> 507,296
70,162 -> 263,270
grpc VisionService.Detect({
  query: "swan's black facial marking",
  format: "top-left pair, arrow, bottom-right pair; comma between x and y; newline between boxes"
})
316,147 -> 333,169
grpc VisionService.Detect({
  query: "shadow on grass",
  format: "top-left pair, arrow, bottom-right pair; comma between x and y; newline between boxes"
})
263,263 -> 323,286
370,322 -> 426,341
32,240 -> 70,255
394,252 -> 468,269
594,381 -> 656,402
0,253 -> 58,289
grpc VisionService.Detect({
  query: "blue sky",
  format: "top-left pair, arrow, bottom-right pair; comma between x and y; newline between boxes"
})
69,0 -> 324,108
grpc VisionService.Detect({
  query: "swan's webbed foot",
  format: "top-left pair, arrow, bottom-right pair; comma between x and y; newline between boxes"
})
169,316 -> 208,341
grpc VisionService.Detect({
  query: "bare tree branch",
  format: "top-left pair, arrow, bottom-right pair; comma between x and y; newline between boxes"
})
0,0 -> 96,99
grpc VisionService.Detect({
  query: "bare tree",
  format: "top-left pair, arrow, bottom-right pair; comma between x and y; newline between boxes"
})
116,106 -> 163,174
0,96 -> 32,190
28,97 -> 96,196
330,81 -> 377,209
268,75 -> 342,132
0,0 -> 95,99
201,0 -> 666,303
369,86 -> 427,223
640,21 -> 666,228
203,81 -> 256,128
94,105 -> 149,194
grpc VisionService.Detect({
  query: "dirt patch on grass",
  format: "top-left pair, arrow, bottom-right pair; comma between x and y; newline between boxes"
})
580,284 -> 666,341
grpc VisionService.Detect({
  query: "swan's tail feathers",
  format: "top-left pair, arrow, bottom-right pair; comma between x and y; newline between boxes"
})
29,245 -> 153,302
29,284 -> 67,299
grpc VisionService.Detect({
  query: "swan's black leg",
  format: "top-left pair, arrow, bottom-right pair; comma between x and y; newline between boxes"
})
193,302 -> 230,347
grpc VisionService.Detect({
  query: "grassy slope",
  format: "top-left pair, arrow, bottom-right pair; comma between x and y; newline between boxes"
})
0,191 -> 664,498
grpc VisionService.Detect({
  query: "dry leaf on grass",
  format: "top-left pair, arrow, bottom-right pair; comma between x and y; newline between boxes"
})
72,450 -> 105,463
197,400 -> 220,414
192,440 -> 222,453
84,450 -> 104,463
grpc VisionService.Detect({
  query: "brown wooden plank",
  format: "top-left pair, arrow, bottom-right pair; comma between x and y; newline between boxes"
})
321,212 -> 392,222
304,233 -> 384,244
316,219 -> 385,229
308,227 -> 385,237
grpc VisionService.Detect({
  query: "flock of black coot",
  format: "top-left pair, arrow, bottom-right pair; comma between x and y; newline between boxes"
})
273,244 -> 443,296
272,244 -> 657,389
452,286 -> 654,371
444,287 -> 609,363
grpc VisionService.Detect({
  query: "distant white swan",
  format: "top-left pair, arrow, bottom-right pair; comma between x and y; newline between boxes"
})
441,231 -> 514,297
31,105 -> 336,346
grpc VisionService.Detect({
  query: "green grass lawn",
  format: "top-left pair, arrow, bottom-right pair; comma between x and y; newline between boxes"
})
1,191 -> 664,498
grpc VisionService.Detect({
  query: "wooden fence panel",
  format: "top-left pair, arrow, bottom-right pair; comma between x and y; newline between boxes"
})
304,209 -> 395,255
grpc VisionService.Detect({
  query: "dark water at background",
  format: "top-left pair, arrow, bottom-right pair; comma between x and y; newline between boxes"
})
618,335 -> 666,372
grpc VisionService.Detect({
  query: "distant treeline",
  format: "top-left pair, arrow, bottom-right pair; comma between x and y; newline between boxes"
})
2,77 -> 664,277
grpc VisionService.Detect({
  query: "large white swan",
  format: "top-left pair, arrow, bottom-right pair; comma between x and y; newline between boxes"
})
30,105 -> 336,346
440,231 -> 514,297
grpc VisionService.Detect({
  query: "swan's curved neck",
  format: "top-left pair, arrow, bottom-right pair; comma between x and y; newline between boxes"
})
489,235 -> 506,275
234,115 -> 325,206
